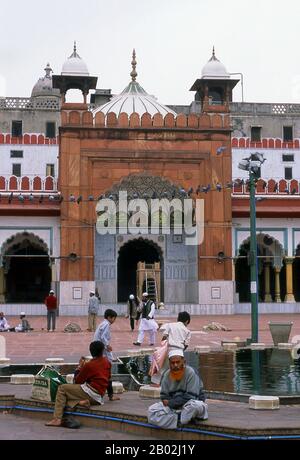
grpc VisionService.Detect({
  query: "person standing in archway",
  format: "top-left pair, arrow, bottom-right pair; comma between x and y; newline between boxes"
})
133,292 -> 158,346
44,290 -> 57,332
126,294 -> 140,332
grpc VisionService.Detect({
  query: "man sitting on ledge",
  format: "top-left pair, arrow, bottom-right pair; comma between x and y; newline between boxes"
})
147,349 -> 208,429
45,341 -> 111,427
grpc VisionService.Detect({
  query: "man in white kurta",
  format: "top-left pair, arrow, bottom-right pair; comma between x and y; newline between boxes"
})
150,311 -> 191,385
133,293 -> 158,346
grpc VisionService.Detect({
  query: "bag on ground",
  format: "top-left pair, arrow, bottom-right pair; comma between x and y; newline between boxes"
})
31,365 -> 67,402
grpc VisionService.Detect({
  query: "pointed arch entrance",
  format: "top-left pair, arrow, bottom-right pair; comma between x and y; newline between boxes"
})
117,238 -> 163,302
235,233 -> 285,303
1,232 -> 51,303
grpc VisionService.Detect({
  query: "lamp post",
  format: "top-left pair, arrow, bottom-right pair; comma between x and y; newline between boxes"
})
238,152 -> 265,343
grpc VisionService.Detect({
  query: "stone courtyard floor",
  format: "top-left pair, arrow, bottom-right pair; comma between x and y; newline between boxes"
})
2,313 -> 300,362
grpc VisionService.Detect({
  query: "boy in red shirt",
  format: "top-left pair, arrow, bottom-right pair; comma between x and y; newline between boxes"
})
46,341 -> 111,427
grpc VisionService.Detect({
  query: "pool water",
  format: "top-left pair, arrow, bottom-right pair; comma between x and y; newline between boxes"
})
119,349 -> 300,396
2,349 -> 300,396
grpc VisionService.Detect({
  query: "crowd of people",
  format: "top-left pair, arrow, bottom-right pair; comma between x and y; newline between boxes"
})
1,289 -> 209,429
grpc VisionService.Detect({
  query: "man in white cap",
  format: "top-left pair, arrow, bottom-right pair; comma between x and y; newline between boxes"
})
133,292 -> 158,346
15,312 -> 32,332
126,294 -> 141,332
87,290 -> 100,332
148,349 -> 208,429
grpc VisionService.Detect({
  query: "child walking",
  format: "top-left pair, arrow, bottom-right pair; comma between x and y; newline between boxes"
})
93,309 -> 120,401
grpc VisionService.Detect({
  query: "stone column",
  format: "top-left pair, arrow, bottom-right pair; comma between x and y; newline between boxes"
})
274,267 -> 281,303
0,267 -> 6,303
264,263 -> 272,302
285,257 -> 295,303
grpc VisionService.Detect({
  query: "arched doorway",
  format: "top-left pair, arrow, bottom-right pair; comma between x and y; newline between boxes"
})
235,233 -> 285,303
1,233 -> 51,303
117,239 -> 163,302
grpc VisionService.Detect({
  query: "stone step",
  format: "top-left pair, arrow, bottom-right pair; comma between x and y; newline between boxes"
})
223,343 -> 237,351
277,343 -> 294,350
11,374 -> 35,385
194,346 -> 211,353
250,343 -> 266,350
249,395 -> 280,410
45,358 -> 65,364
112,381 -> 124,394
139,385 -> 161,399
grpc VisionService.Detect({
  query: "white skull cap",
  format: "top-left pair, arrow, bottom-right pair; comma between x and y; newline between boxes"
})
142,292 -> 148,296
129,295 -> 135,300
168,349 -> 184,359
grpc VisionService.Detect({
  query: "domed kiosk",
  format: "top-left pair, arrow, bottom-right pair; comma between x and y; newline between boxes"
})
52,42 -> 97,104
190,47 -> 238,109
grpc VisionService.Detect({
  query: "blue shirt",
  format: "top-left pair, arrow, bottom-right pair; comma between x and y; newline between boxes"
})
93,319 -> 113,362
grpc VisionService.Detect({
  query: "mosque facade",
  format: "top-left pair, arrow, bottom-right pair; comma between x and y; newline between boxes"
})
1,46 -> 300,315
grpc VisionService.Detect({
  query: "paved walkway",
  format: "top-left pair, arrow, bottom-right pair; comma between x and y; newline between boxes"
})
0,413 -> 157,440
1,313 -> 299,362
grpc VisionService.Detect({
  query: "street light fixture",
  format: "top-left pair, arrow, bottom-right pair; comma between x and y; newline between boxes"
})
238,152 -> 266,343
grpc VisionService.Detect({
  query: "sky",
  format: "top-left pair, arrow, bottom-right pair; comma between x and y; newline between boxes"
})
1,0 -> 300,105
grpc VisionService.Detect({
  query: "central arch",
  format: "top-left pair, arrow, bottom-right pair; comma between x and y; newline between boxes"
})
1,232 -> 51,303
117,238 -> 163,302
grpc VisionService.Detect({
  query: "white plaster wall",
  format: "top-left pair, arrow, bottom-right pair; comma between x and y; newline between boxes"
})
232,148 -> 300,180
0,216 -> 60,257
198,281 -> 234,305
0,145 -> 58,177
59,281 -> 95,312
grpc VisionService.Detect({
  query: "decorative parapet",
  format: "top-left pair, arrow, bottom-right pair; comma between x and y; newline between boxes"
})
232,178 -> 300,195
232,137 -> 300,149
61,110 -> 232,130
0,97 -> 60,111
0,134 -> 59,145
231,102 -> 300,115
0,175 -> 58,192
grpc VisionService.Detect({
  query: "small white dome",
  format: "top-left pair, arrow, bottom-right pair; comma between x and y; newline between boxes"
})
201,48 -> 230,79
31,64 -> 60,98
93,50 -> 176,117
61,43 -> 89,76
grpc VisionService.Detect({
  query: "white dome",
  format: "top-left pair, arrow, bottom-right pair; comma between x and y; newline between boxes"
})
31,64 -> 60,98
94,81 -> 176,117
201,49 -> 230,79
93,50 -> 176,117
61,43 -> 89,76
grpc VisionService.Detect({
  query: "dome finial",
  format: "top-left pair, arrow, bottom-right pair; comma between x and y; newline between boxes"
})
212,46 -> 215,58
130,49 -> 138,82
74,41 -> 77,54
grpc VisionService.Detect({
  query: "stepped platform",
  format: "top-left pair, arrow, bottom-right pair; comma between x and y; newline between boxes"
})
1,384 -> 300,440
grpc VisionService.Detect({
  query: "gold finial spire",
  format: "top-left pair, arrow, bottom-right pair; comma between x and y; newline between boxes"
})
130,49 -> 138,82
212,46 -> 215,58
74,41 -> 77,54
